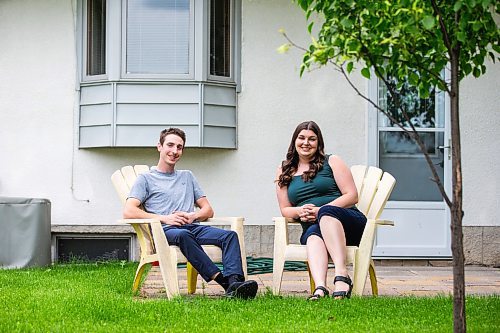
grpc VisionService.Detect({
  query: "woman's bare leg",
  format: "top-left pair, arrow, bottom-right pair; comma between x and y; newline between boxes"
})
306,235 -> 329,296
319,216 -> 350,294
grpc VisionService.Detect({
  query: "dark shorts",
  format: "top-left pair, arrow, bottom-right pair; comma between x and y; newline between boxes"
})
300,205 -> 367,246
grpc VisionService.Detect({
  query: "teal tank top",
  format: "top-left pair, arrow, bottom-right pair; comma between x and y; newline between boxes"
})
287,155 -> 342,207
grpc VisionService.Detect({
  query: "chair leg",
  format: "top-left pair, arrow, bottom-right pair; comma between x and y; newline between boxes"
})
150,222 -> 180,299
369,260 -> 378,296
132,261 -> 148,293
307,263 -> 316,294
352,220 -> 377,296
273,217 -> 288,295
352,255 -> 370,296
272,255 -> 286,295
272,259 -> 285,295
187,262 -> 198,294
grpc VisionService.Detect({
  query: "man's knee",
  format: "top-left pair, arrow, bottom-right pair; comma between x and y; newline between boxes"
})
224,229 -> 239,242
169,229 -> 195,244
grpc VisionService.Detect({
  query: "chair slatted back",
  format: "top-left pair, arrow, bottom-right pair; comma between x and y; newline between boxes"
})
111,165 -> 150,203
111,165 -> 155,255
351,165 -> 395,219
366,171 -> 396,219
350,165 -> 367,198
111,170 -> 131,205
354,166 -> 382,215
121,166 -> 138,189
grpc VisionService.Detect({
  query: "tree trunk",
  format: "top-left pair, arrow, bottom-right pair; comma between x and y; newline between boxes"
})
449,51 -> 466,333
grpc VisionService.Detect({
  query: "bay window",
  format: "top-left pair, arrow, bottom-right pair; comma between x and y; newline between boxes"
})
78,0 -> 240,148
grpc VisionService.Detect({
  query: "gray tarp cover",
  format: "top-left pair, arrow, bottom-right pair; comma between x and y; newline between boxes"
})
0,197 -> 51,268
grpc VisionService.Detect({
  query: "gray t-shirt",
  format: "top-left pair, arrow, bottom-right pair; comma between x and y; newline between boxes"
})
128,169 -> 205,216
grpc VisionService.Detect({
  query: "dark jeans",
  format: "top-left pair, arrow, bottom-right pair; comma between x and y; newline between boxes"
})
163,223 -> 244,282
300,205 -> 367,246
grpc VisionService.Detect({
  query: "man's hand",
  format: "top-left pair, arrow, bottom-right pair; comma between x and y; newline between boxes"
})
160,211 -> 197,226
175,211 -> 197,224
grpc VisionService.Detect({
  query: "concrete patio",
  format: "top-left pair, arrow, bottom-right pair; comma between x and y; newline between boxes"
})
139,264 -> 500,298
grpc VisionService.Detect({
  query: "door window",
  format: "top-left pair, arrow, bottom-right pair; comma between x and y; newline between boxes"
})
378,78 -> 446,201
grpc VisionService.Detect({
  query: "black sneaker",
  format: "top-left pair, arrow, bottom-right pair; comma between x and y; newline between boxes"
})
225,280 -> 258,299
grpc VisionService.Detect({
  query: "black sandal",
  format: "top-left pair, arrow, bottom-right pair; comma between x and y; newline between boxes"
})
332,275 -> 353,299
307,286 -> 329,301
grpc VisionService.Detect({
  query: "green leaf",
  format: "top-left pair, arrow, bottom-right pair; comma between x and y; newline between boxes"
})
346,62 -> 354,73
299,0 -> 309,12
276,43 -> 291,54
408,72 -> 419,86
361,67 -> 371,79
457,31 -> 467,43
340,17 -> 354,29
462,63 -> 472,75
347,39 -> 361,53
307,21 -> 314,34
472,21 -> 482,32
300,64 -> 306,77
421,16 -> 435,30
473,66 -> 481,77
453,1 -> 463,11
419,85 -> 430,99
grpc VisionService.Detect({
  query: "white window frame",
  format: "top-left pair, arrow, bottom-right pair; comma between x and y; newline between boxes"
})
82,0 -> 109,82
79,0 -> 240,84
207,0 -> 235,83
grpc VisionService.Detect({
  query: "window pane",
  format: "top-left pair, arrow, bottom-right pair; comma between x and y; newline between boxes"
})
126,0 -> 190,75
379,132 -> 444,201
379,131 -> 437,156
378,78 -> 438,129
378,77 -> 445,202
210,0 -> 231,77
87,0 -> 106,76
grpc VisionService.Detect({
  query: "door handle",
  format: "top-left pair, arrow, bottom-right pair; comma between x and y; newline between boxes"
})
438,139 -> 451,160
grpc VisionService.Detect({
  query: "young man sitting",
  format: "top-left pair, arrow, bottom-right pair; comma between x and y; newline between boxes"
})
123,128 -> 258,299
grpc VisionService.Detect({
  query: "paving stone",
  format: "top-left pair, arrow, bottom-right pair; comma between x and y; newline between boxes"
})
137,264 -> 500,299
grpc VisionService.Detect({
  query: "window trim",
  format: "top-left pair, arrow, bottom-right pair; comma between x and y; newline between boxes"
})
120,0 -> 196,80
207,0 -> 235,83
82,0 -> 108,82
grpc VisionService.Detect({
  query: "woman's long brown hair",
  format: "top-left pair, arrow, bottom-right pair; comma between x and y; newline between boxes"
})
277,121 -> 326,188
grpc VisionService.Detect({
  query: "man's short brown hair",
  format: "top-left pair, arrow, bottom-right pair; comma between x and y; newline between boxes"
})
159,128 -> 186,145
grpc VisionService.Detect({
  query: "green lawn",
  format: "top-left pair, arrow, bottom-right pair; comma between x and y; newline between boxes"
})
1,262 -> 498,332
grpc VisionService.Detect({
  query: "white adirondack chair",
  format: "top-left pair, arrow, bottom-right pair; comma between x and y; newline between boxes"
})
272,165 -> 396,296
111,165 -> 247,299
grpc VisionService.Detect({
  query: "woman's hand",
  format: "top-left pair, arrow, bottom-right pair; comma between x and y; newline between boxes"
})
299,204 -> 318,222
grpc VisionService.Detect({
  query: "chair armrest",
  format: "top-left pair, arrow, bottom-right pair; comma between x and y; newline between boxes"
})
118,219 -> 164,256
273,217 -> 291,248
273,216 -> 300,224
118,218 -> 160,224
201,216 -> 245,234
373,219 -> 394,226
201,216 -> 244,227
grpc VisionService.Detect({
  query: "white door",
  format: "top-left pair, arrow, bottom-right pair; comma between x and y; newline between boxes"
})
368,75 -> 452,258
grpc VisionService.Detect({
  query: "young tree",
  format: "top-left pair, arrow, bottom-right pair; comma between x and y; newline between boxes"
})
281,1 -> 499,332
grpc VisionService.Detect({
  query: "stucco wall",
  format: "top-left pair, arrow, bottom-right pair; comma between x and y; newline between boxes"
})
0,0 -> 498,235
0,0 -> 78,223
460,60 -> 500,227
